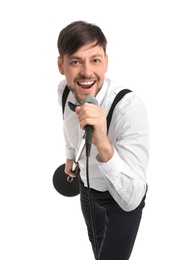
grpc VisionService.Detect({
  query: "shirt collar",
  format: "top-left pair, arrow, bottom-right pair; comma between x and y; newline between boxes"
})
95,78 -> 109,106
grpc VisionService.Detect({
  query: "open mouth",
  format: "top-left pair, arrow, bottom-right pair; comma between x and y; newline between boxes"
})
77,81 -> 95,89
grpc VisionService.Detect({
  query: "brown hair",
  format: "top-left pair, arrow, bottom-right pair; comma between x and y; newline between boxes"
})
57,21 -> 107,57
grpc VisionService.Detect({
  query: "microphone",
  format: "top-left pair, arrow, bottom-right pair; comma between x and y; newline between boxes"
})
81,96 -> 98,157
52,96 -> 97,196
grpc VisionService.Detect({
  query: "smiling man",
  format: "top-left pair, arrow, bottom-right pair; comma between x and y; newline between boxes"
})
56,21 -> 149,260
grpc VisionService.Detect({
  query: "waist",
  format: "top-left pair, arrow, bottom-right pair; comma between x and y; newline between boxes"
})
79,168 -> 108,192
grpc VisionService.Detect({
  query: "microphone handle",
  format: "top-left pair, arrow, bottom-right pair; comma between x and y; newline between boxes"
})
72,136 -> 85,171
85,126 -> 93,157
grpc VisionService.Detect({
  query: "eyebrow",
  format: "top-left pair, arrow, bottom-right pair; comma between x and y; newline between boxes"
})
69,54 -> 104,60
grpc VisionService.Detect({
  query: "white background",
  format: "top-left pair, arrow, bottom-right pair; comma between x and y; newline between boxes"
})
0,1 -> 189,259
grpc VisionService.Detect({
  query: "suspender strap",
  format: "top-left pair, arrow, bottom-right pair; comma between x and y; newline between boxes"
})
62,85 -> 70,117
106,89 -> 132,133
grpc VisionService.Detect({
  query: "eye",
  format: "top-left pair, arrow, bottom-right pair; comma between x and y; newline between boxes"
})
70,60 -> 82,67
93,59 -> 100,63
71,60 -> 80,65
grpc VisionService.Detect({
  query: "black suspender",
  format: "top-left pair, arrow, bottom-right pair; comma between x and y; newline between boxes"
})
106,89 -> 132,132
61,85 -> 70,118
61,85 -> 132,130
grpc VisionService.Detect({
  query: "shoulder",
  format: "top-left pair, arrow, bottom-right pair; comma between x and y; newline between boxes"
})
105,78 -> 146,114
105,79 -> 149,136
57,79 -> 67,106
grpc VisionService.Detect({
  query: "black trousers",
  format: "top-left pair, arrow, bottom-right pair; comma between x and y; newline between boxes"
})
79,177 -> 147,260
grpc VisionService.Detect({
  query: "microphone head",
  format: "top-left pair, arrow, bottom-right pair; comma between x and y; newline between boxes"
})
81,96 -> 98,106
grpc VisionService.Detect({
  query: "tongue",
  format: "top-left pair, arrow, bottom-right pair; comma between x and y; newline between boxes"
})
80,84 -> 92,89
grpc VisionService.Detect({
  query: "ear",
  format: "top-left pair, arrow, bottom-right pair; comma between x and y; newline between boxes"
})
57,56 -> 65,75
105,54 -> 108,73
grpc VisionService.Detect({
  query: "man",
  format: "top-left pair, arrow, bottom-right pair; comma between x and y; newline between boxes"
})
57,21 -> 149,260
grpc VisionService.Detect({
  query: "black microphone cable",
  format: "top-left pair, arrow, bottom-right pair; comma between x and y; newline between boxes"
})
68,98 -> 99,258
81,96 -> 99,259
85,139 -> 99,260
86,155 -> 99,260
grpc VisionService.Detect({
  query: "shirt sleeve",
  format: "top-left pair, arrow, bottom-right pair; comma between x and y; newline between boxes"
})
57,80 -> 66,106
96,99 -> 149,212
63,124 -> 75,160
57,80 -> 75,160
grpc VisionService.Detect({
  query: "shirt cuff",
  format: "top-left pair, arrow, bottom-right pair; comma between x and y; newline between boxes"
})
96,147 -> 123,178
65,148 -> 75,160
96,147 -> 136,182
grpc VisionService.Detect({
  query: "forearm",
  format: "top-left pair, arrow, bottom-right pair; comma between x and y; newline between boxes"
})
96,148 -> 148,211
96,136 -> 114,162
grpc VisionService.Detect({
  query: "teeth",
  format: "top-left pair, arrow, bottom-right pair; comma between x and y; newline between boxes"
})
79,81 -> 94,85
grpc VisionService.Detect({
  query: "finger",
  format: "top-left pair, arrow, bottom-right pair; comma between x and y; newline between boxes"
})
75,106 -> 81,115
65,171 -> 77,178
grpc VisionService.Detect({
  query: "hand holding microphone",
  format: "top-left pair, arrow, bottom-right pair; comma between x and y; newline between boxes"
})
75,97 -> 108,157
75,96 -> 98,156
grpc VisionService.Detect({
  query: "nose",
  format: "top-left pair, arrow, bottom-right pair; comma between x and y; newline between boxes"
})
80,62 -> 93,78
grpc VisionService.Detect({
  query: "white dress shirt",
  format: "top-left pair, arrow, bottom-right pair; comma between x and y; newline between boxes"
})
58,77 -> 149,211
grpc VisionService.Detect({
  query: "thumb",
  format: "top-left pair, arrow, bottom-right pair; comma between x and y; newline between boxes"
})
75,106 -> 81,115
